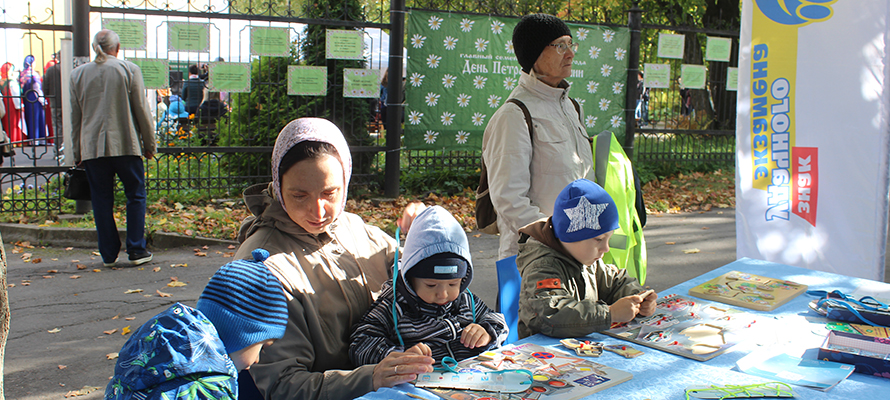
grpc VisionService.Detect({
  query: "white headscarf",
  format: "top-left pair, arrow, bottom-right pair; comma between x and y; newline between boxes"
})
271,118 -> 352,214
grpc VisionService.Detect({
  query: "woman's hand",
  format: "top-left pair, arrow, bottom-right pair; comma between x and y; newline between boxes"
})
371,346 -> 434,390
460,323 -> 492,349
396,201 -> 427,234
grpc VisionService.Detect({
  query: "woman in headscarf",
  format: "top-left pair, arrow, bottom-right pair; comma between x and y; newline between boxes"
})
19,55 -> 46,145
0,62 -> 24,147
234,117 -> 434,399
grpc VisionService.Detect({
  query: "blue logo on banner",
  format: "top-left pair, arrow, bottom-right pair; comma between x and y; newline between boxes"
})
755,0 -> 836,25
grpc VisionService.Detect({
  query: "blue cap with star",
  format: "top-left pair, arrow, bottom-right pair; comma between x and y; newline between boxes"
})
552,179 -> 620,243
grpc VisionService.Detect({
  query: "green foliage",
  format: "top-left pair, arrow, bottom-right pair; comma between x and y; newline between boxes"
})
400,167 -> 478,196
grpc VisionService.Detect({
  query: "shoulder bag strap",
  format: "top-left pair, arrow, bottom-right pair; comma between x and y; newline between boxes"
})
506,98 -> 534,140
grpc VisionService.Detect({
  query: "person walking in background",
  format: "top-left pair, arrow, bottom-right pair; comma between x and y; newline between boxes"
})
70,29 -> 157,267
44,53 -> 63,154
635,71 -> 650,127
19,55 -> 46,145
1,62 -> 24,147
181,64 -> 206,115
482,14 -> 595,260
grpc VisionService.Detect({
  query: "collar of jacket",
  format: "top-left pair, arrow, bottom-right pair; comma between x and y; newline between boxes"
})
519,70 -> 572,100
519,217 -> 573,259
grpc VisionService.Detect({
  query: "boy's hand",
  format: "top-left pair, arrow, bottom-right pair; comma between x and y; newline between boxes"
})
460,323 -> 492,349
637,290 -> 658,317
407,342 -> 432,357
610,295 -> 642,324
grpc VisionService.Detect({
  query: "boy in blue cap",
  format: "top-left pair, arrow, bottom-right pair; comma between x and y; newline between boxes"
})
105,248 -> 288,399
516,179 -> 658,339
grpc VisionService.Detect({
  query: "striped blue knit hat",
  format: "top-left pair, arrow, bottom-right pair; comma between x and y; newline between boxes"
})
197,248 -> 288,353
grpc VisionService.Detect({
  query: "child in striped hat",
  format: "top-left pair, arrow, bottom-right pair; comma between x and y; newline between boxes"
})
105,248 -> 288,400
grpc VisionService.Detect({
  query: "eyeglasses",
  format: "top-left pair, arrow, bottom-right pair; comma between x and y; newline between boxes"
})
548,42 -> 579,55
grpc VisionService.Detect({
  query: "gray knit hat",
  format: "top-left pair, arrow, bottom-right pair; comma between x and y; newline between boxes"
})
513,13 -> 572,73
197,248 -> 288,354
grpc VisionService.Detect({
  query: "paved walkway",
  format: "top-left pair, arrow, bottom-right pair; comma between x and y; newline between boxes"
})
2,209 -> 738,399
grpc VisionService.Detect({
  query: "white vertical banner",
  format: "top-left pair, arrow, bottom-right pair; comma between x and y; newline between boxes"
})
736,1 -> 890,280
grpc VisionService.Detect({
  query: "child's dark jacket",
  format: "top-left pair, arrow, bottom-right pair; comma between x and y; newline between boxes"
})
516,218 -> 645,339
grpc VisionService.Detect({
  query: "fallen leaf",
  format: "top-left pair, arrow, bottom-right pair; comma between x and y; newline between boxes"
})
105,353 -> 119,360
170,263 -> 187,268
103,329 -> 118,335
170,276 -> 178,281
194,251 -> 207,257
6,283 -> 13,288
665,241 -> 676,245
70,275 -> 81,279
19,241 -> 34,248
122,326 -> 131,335
202,245 -> 209,250
65,247 -> 74,251
71,259 -> 80,263
473,233 -> 482,238
156,289 -> 172,297
92,269 -> 101,273
167,281 -> 187,287
47,269 -> 58,273
683,248 -> 701,254
91,251 -> 101,256
76,264 -> 87,270
51,258 -> 59,261
701,227 -> 709,230
64,385 -> 101,398
124,289 -> 144,294
42,275 -> 54,279
48,328 -> 61,333
153,266 -> 161,272
112,314 -> 120,320
60,383 -> 65,387
58,365 -> 67,369
125,316 -> 135,321
32,258 -> 42,264
227,244 -> 236,249
223,252 -> 234,258
21,282 -> 30,286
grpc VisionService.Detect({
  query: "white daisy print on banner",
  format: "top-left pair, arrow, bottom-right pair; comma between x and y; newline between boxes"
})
585,115 -> 598,128
610,115 -> 622,128
456,131 -> 470,144
460,18 -> 474,32
614,48 -> 626,60
577,99 -> 586,107
408,110 -> 424,125
441,111 -> 455,126
576,28 -> 589,41
426,54 -> 442,68
612,82 -> 624,94
601,64 -> 613,77
598,99 -> 611,111
504,76 -> 517,90
442,74 -> 456,88
471,112 -> 486,126
411,34 -> 426,49
425,92 -> 440,106
587,81 -> 599,94
409,72 -> 424,87
428,16 -> 443,30
589,46 -> 601,59
603,30 -> 615,42
473,76 -> 488,89
488,94 -> 502,108
491,20 -> 505,34
424,130 -> 439,144
475,38 -> 489,52
505,41 -> 514,53
457,93 -> 472,107
444,36 -> 458,50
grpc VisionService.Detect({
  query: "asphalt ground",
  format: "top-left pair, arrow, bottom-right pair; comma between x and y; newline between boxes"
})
2,209 -> 738,399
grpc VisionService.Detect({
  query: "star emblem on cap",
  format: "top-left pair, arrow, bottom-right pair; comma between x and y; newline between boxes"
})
563,196 -> 608,233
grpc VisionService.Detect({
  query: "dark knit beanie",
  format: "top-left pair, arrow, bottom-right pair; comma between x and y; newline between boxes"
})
513,13 -> 573,73
406,252 -> 469,281
197,248 -> 288,354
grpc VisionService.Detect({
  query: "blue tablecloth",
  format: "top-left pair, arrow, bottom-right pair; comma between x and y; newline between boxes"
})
358,257 -> 890,399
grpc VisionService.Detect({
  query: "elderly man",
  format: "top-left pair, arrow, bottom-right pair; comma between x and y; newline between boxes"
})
70,30 -> 156,267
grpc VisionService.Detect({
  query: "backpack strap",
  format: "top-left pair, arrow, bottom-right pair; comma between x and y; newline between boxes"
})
506,98 -> 534,140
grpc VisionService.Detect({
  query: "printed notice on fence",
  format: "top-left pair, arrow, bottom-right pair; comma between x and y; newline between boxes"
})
325,30 -> 364,60
726,67 -> 738,91
343,68 -> 380,98
251,27 -> 290,57
288,66 -> 327,96
130,59 -> 169,89
168,22 -> 210,52
102,19 -> 146,50
657,33 -> 685,59
705,36 -> 732,62
680,64 -> 707,89
643,63 -> 671,89
209,63 -> 251,93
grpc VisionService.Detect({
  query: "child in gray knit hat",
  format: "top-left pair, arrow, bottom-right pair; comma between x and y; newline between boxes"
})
105,248 -> 288,400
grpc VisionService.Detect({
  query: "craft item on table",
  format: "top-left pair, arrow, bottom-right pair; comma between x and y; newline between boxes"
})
603,344 -> 643,358
684,382 -> 795,399
736,351 -> 854,392
413,370 -> 533,393
817,330 -> 890,379
604,294 -> 758,361
688,271 -> 807,311
808,289 -> 890,327
560,338 -> 604,357
417,343 -> 632,400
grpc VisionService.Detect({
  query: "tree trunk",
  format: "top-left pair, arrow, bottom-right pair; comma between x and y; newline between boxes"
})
0,230 -> 8,400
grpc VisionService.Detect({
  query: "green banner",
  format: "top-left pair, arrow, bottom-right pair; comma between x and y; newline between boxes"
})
288,66 -> 327,96
251,27 -> 290,57
680,64 -> 707,89
405,10 -> 629,150
208,63 -> 251,93
657,33 -> 685,59
325,30 -> 364,60
168,22 -> 210,52
102,18 -> 147,51
130,58 -> 169,90
343,69 -> 380,98
705,36 -> 732,62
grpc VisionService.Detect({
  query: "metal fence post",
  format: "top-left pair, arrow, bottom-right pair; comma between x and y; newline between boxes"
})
384,0 -> 406,198
72,0 -> 91,214
625,0 -> 643,159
